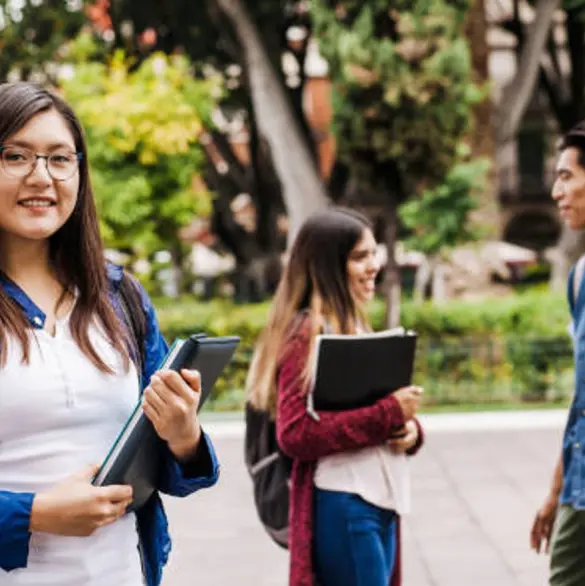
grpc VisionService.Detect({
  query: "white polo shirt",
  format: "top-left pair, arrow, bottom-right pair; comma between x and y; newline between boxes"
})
0,311 -> 144,585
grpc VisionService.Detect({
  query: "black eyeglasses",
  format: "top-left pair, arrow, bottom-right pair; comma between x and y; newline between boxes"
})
0,145 -> 83,182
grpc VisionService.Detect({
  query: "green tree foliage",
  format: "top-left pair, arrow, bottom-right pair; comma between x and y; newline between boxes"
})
400,157 -> 489,257
60,38 -> 221,280
310,1 -> 485,322
0,0 -> 87,81
106,1 -> 323,301
310,1 -> 482,192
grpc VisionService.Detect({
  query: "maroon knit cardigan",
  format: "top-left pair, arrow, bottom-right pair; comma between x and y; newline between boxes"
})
275,317 -> 424,586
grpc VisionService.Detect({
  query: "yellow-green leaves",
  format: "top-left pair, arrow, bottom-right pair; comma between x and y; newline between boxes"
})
60,45 -> 222,262
63,50 -> 220,165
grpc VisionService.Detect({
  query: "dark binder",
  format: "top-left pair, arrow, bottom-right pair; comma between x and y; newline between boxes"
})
309,328 -> 417,412
93,334 -> 240,511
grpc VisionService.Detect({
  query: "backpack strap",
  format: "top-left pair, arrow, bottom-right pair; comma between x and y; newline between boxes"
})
116,272 -> 147,380
570,255 -> 585,315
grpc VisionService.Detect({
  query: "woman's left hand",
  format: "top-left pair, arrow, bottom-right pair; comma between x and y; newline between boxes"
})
388,419 -> 419,454
142,369 -> 202,462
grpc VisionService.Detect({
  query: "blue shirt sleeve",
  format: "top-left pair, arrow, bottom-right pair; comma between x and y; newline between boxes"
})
157,431 -> 220,496
0,491 -> 34,571
137,285 -> 220,496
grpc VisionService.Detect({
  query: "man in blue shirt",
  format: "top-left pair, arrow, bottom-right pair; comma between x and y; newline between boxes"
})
531,122 -> 585,585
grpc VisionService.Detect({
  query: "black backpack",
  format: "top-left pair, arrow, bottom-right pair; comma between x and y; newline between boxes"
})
244,401 -> 292,549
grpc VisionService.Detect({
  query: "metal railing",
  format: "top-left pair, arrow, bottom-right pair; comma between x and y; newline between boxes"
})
412,336 -> 574,406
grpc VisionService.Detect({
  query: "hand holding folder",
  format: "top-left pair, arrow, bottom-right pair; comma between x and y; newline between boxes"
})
308,328 -> 417,414
93,334 -> 240,511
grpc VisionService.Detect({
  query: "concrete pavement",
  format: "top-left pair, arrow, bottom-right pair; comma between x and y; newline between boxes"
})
161,411 -> 565,586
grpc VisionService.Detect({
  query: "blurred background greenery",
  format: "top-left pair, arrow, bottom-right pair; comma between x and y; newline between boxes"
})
3,0 -> 585,411
154,287 -> 574,412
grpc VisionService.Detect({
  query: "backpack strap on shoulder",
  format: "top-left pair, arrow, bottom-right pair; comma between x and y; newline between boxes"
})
570,255 -> 585,315
116,272 -> 148,379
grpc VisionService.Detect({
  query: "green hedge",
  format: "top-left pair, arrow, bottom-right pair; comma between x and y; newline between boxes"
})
153,289 -> 575,411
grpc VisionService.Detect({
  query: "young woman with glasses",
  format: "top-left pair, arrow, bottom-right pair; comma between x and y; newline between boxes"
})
0,82 -> 219,586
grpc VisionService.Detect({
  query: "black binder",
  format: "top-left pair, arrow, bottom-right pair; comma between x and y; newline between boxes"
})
93,334 -> 240,511
309,328 -> 417,412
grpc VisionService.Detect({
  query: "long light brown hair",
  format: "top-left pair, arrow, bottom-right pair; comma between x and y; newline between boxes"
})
246,207 -> 374,415
0,82 -> 129,372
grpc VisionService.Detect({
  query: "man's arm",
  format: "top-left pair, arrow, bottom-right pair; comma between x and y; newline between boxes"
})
548,454 -> 563,500
530,453 -> 562,554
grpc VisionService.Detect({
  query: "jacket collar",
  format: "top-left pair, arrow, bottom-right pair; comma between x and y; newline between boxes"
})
0,261 -> 123,329
106,261 -> 124,290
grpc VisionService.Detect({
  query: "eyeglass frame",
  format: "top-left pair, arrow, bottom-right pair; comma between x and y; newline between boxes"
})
0,145 -> 84,182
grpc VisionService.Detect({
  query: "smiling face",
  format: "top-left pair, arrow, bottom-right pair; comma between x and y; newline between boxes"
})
0,108 -> 80,251
346,227 -> 380,308
552,147 -> 585,230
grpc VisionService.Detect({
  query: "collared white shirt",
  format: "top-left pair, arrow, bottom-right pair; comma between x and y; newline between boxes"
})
0,310 -> 144,585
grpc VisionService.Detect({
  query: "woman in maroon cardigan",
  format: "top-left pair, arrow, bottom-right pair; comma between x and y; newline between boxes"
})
247,207 -> 424,586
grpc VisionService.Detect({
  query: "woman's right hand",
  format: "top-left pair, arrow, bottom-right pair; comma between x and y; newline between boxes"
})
30,464 -> 133,537
393,385 -> 423,421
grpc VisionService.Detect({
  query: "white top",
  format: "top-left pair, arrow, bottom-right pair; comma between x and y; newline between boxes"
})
314,445 -> 411,514
0,309 -> 144,586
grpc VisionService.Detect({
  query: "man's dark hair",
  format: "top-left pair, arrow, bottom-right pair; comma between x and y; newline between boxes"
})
559,121 -> 585,169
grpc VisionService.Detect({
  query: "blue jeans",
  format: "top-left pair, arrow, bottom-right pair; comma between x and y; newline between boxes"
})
313,488 -> 397,586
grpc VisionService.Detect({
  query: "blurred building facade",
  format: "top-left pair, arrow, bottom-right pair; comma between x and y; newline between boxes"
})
487,1 -> 564,252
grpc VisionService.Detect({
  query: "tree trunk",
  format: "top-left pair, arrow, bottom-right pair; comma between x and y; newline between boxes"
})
167,243 -> 186,298
384,196 -> 401,329
213,0 -> 329,244
413,256 -> 431,304
431,259 -> 449,304
496,0 -> 560,144
465,0 -> 501,238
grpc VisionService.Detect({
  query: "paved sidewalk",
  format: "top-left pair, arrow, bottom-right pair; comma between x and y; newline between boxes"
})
162,411 -> 565,586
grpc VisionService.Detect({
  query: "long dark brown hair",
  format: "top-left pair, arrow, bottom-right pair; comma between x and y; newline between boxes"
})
0,82 -> 129,372
246,206 -> 374,414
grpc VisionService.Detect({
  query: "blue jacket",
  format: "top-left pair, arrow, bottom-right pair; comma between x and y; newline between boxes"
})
562,264 -> 585,509
0,263 -> 220,585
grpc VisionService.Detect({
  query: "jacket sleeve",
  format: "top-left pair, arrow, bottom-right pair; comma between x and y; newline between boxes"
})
276,329 -> 406,462
138,284 -> 220,496
156,431 -> 220,496
0,491 -> 34,571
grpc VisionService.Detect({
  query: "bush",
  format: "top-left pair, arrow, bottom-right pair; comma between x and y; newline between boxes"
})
153,289 -> 574,410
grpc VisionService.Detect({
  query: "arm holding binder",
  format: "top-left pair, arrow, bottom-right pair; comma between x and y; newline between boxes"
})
142,367 -> 205,462
94,334 -> 239,510
276,325 -> 411,462
135,303 -> 220,496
